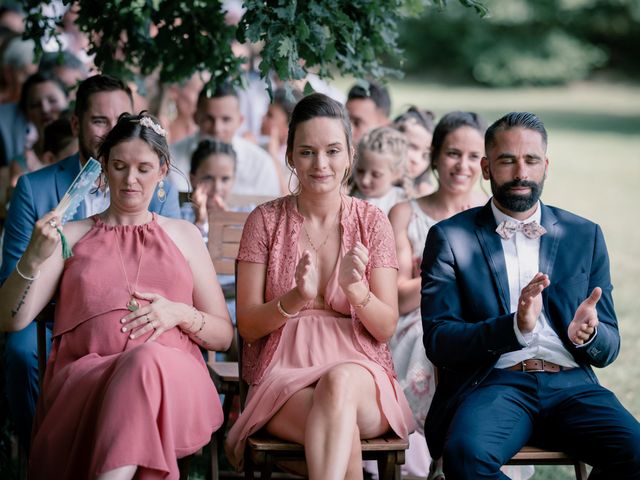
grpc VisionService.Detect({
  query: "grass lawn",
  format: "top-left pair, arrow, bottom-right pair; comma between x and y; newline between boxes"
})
333,78 -> 640,479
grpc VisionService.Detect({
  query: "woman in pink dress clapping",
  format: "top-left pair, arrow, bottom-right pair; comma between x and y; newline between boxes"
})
225,93 -> 414,478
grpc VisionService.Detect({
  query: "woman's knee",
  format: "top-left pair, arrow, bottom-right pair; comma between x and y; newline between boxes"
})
314,364 -> 366,407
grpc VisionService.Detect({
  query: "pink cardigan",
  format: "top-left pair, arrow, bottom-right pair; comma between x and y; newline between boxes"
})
237,195 -> 399,385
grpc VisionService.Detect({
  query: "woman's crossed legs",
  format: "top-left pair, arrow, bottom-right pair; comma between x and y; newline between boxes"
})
266,362 -> 390,480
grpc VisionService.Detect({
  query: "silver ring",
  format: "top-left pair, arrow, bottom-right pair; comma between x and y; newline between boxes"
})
48,220 -> 57,229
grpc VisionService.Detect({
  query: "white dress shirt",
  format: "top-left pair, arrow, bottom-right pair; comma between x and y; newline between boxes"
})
491,200 -> 580,369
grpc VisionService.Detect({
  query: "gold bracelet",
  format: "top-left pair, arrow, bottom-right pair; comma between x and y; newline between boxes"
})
277,300 -> 298,318
354,290 -> 372,309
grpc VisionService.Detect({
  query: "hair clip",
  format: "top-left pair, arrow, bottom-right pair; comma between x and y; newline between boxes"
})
139,117 -> 167,137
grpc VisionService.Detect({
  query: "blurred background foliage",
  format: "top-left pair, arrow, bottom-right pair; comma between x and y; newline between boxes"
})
399,0 -> 640,86
18,0 -> 488,92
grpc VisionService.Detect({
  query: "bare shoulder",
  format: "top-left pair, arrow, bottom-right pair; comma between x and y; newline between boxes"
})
61,218 -> 95,247
156,216 -> 205,258
388,200 -> 412,229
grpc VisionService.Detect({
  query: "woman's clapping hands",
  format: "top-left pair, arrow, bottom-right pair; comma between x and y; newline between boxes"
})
294,250 -> 318,301
339,242 -> 369,293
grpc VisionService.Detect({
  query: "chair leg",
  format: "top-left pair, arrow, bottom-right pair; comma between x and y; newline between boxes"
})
575,461 -> 589,480
377,452 -> 396,480
244,450 -> 254,480
208,434 -> 218,480
261,453 -> 273,480
178,455 -> 191,480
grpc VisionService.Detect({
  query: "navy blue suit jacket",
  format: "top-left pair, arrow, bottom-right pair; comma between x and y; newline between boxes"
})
0,153 -> 180,283
420,201 -> 619,457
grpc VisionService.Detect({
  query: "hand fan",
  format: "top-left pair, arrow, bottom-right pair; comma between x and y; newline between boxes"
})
54,157 -> 102,224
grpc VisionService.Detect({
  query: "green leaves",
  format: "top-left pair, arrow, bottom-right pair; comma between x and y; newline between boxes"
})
18,0 -> 487,93
21,0 -> 241,90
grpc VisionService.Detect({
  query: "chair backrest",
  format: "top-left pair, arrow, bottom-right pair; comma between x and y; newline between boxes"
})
227,193 -> 274,209
208,211 -> 251,276
178,191 -> 190,206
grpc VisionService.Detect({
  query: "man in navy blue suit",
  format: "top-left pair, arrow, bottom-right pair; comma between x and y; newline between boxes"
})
0,74 -> 180,450
421,112 -> 640,479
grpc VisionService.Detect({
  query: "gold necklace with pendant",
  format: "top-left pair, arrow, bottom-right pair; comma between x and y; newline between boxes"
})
113,226 -> 147,312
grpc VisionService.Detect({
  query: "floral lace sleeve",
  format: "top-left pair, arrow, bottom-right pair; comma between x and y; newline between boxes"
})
368,207 -> 399,270
237,206 -> 269,264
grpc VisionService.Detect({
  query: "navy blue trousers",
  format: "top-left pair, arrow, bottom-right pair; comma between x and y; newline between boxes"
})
3,322 -> 51,451
443,368 -> 640,479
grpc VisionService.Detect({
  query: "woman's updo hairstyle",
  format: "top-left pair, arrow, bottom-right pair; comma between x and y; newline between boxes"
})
393,106 -> 436,135
430,111 -> 486,170
98,111 -> 171,169
286,93 -> 353,169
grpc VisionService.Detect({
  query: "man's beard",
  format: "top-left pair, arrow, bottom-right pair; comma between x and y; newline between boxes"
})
490,177 -> 544,212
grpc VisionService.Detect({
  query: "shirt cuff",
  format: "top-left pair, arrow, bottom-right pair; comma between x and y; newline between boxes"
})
573,327 -> 598,348
513,313 -> 534,347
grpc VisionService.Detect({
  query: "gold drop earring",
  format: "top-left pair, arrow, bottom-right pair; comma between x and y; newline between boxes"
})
157,180 -> 166,203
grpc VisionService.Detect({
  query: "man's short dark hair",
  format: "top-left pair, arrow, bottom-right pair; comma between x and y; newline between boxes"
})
74,74 -> 132,118
347,81 -> 391,118
485,112 -> 548,151
197,81 -> 238,108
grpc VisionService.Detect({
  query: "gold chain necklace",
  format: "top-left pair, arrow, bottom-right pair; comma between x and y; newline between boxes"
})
302,206 -> 342,261
113,227 -> 147,311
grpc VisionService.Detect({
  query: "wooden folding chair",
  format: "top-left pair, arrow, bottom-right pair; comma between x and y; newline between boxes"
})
507,445 -> 588,479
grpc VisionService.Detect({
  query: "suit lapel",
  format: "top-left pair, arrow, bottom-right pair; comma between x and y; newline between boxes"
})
539,203 -> 560,324
475,202 -> 511,313
538,202 -> 559,278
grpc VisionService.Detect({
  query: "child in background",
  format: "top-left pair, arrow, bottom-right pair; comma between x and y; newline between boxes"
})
41,113 -> 78,164
352,126 -> 410,215
181,138 -> 247,329
181,138 -> 238,238
394,106 -> 436,196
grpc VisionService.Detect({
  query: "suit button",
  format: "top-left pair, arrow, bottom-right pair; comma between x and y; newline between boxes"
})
472,380 -> 478,386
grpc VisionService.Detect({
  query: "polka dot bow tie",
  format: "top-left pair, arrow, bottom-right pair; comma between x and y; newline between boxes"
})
496,220 -> 547,240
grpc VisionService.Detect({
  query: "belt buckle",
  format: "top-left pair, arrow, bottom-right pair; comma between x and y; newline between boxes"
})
523,359 -> 545,373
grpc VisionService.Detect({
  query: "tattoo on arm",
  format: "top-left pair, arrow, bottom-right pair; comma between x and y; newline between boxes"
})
191,333 -> 216,351
11,280 -> 33,318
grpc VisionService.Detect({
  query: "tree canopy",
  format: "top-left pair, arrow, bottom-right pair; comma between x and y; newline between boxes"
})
19,0 -> 486,92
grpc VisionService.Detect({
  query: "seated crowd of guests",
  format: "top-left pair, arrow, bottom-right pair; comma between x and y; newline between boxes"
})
0,5 -> 639,480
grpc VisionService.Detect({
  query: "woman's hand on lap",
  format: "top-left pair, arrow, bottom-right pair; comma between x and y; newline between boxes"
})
120,291 -> 192,342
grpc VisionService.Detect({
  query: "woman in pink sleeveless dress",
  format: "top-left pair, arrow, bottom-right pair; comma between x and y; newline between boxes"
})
225,93 -> 414,478
0,113 -> 233,480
